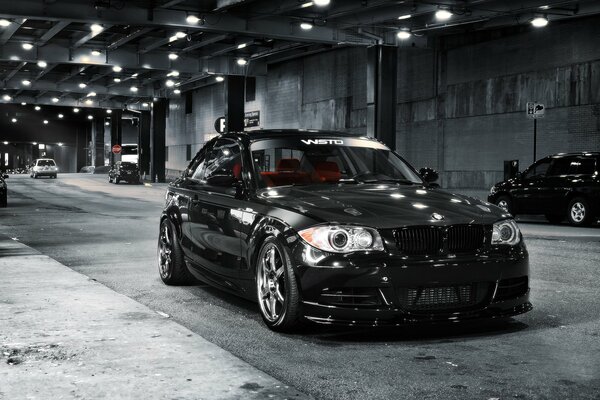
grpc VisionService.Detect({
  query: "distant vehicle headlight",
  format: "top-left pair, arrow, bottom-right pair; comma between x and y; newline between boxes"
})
299,225 -> 384,253
490,186 -> 498,195
492,219 -> 520,245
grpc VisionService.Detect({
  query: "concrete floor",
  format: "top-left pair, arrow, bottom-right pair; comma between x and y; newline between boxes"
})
1,173 -> 599,400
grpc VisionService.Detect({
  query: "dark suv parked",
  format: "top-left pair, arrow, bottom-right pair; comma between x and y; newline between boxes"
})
488,152 -> 600,226
108,161 -> 140,184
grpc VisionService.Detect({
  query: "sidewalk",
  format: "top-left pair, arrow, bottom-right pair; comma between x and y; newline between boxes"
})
0,236 -> 309,400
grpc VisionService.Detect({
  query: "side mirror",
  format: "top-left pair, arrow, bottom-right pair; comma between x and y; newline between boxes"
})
419,167 -> 439,183
206,173 -> 238,187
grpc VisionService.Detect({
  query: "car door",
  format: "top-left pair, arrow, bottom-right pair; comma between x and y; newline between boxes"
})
511,158 -> 552,213
540,156 -> 574,212
181,138 -> 247,290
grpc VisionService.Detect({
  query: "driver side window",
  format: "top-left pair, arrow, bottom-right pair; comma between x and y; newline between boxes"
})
204,139 -> 242,182
523,159 -> 551,179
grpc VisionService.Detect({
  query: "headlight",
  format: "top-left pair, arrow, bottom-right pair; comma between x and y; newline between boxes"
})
298,225 -> 384,253
492,219 -> 520,245
489,186 -> 498,195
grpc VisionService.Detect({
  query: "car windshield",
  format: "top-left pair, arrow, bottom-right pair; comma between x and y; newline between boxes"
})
250,137 -> 423,188
37,160 -> 55,166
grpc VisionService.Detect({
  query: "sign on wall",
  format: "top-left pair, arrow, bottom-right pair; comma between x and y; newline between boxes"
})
112,144 -> 122,154
244,111 -> 260,128
214,117 -> 226,133
527,102 -> 545,119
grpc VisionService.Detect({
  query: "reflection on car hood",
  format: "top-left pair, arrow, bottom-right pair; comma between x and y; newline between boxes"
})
258,184 -> 508,229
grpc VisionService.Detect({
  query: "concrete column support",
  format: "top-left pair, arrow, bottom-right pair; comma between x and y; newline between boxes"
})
151,99 -> 167,183
367,45 -> 398,149
139,110 -> 151,179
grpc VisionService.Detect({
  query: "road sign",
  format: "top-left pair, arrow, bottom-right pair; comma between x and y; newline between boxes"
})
112,144 -> 122,154
214,117 -> 226,133
244,111 -> 260,128
527,102 -> 545,119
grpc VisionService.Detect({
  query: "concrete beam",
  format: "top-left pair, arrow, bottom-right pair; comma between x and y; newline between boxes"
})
0,18 -> 25,45
2,96 -> 140,110
1,79 -> 155,97
0,0 -> 375,46
38,21 -> 70,47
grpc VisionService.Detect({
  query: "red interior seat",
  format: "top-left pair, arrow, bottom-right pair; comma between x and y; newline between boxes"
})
312,161 -> 341,183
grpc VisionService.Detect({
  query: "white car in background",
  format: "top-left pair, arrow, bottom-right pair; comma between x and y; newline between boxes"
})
30,158 -> 59,179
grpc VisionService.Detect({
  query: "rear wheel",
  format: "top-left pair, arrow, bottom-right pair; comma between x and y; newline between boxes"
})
0,193 -> 6,207
157,219 -> 196,285
566,197 -> 593,226
108,176 -> 113,183
256,237 -> 302,332
495,195 -> 513,214
115,177 -> 120,184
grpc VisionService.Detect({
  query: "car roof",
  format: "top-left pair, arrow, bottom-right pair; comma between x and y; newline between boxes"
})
35,158 -> 55,161
221,129 -> 376,142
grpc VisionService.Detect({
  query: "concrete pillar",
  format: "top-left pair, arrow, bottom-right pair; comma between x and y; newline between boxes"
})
92,117 -> 104,167
75,126 -> 88,172
151,99 -> 167,183
367,45 -> 398,149
110,110 -> 123,165
225,75 -> 245,133
138,111 -> 151,178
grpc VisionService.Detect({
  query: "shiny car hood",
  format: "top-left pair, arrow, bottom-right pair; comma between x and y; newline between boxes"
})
257,184 -> 508,229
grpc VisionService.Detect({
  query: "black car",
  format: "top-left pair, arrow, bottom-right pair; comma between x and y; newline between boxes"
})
0,172 -> 8,207
108,161 -> 140,184
488,152 -> 600,226
158,130 -> 531,331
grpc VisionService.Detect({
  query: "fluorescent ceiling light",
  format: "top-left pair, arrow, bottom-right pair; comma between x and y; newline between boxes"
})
87,115 -> 93,120
215,76 -> 225,82
165,80 -> 175,87
313,0 -> 330,6
91,50 -> 101,56
79,83 -> 87,88
3,94 -> 12,101
237,58 -> 248,66
35,106 -> 41,111
398,14 -> 412,20
11,118 -> 17,123
237,43 -> 247,49
113,78 -> 121,83
175,31 -> 186,39
174,89 -> 181,94
43,120 -> 49,124
90,24 -> 104,33
531,16 -> 549,27
37,60 -> 47,68
22,43 -> 33,50
397,30 -> 412,40
85,99 -> 93,105
112,65 -> 122,72
130,86 -> 138,92
435,9 -> 453,20
106,109 -> 112,114
52,97 -> 59,103
0,19 -> 11,27
300,22 -> 313,30
168,53 -> 178,60
73,107 -> 79,113
87,91 -> 97,97
22,79 -> 31,86
186,15 -> 200,24
58,114 -> 64,118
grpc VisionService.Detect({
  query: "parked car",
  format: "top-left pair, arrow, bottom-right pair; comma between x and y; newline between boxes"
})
158,130 -> 531,331
489,152 -> 600,226
108,161 -> 140,184
79,166 -> 96,173
30,158 -> 58,179
1,172 -> 8,207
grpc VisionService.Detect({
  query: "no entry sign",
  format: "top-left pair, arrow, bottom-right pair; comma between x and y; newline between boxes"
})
112,144 -> 122,154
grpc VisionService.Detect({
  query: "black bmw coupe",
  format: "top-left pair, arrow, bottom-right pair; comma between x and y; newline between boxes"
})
158,130 -> 531,331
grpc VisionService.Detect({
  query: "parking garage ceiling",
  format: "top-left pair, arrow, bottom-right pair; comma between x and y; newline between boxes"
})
0,0 -> 598,110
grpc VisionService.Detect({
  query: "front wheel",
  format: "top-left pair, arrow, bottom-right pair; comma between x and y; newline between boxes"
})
157,219 -> 196,285
566,197 -> 593,226
256,237 -> 302,332
494,195 -> 513,214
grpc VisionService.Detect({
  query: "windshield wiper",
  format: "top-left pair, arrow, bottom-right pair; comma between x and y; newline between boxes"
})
362,178 -> 418,185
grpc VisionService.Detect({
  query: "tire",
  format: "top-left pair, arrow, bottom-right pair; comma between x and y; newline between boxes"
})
33,173 -> 37,179
545,214 -> 563,224
108,176 -> 113,183
494,195 -> 513,214
115,177 -> 120,184
157,218 -> 196,285
256,237 -> 302,332
566,197 -> 593,226
0,193 -> 6,208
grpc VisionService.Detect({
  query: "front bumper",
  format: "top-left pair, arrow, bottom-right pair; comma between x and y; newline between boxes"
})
292,242 -> 531,326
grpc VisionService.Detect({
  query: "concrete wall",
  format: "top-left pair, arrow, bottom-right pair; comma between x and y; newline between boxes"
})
164,16 -> 600,188
398,16 -> 600,190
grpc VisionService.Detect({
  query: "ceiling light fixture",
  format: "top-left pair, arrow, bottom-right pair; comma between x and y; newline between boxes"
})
313,0 -> 330,6
0,19 -> 11,27
300,22 -> 313,30
43,120 -> 49,124
397,30 -> 412,40
237,43 -> 247,49
22,43 -> 33,50
73,107 -> 79,113
105,121 -> 110,126
22,79 -> 31,86
52,97 -> 59,103
130,86 -> 138,92
91,50 -> 101,56
32,142 -> 37,145
35,106 -> 41,111
237,58 -> 248,66
186,15 -> 200,24
165,79 -> 175,87
435,9 -> 453,21
58,114 -> 64,118
398,14 -> 412,20
168,53 -> 179,60
215,76 -> 225,82
79,83 -> 87,88
2,141 -> 8,145
142,102 -> 149,107
2,94 -> 11,101
21,102 -> 26,106
531,16 -> 549,27
58,143 -> 63,146
87,115 -> 93,120
85,99 -> 93,105
11,118 -> 17,123
113,78 -> 121,83
106,109 -> 112,114
174,89 -> 181,94
112,65 -> 122,72
90,24 -> 104,33
175,31 -> 186,39
37,60 -> 47,68
87,91 -> 97,97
